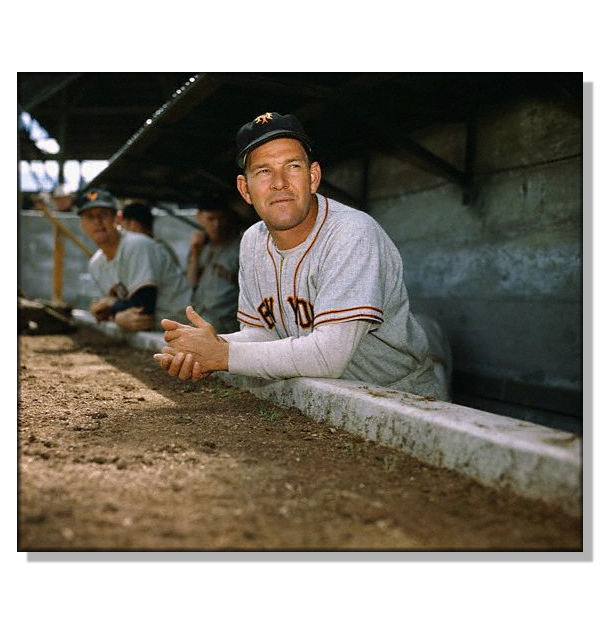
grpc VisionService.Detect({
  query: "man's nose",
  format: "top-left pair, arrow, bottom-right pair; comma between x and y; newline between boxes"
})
270,169 -> 289,190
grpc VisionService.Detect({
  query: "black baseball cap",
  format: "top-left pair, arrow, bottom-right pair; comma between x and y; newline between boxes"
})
76,188 -> 117,215
236,112 -> 312,169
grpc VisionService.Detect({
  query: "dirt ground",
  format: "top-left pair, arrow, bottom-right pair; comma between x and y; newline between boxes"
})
17,326 -> 582,551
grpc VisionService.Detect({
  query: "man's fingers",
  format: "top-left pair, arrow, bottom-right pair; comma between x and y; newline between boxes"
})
161,318 -> 186,331
192,361 -> 202,382
153,353 -> 173,371
133,314 -> 154,331
156,346 -> 204,381
186,305 -> 209,328
163,328 -> 183,343
168,351 -> 185,377
178,353 -> 194,381
161,346 -> 179,357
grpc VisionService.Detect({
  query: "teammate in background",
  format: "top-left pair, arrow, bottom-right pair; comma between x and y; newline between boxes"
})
119,200 -> 181,266
52,184 -> 74,212
154,112 -> 449,400
187,198 -> 242,334
77,189 -> 192,332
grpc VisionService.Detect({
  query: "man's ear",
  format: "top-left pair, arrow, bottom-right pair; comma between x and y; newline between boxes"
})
236,175 -> 252,205
309,161 -> 321,194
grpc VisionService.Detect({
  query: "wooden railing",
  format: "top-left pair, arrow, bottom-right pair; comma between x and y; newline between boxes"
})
39,204 -> 94,304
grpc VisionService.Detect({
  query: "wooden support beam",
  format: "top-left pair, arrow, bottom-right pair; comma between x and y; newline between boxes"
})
52,226 -> 65,304
40,203 -> 94,258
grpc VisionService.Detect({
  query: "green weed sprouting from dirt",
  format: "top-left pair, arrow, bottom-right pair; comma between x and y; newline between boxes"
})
382,455 -> 398,473
339,441 -> 370,457
211,387 -> 234,398
258,406 -> 282,423
341,442 -> 357,455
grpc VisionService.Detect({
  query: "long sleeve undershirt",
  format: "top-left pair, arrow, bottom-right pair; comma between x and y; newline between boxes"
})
110,285 -> 157,315
219,320 -> 371,379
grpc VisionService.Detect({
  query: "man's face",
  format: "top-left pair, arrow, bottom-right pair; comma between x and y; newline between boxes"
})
236,138 -> 321,235
121,218 -> 145,234
79,206 -> 117,246
196,209 -> 229,243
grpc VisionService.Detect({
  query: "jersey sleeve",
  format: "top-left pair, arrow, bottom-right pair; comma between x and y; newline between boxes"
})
236,228 -> 265,329
120,236 -> 160,295
219,325 -> 274,343
110,285 -> 157,315
228,320 -> 370,379
311,218 -> 392,327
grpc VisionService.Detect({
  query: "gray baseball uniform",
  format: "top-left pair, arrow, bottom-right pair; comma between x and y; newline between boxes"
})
155,237 -> 181,267
89,230 -> 192,328
190,234 -> 241,333
228,193 -> 444,399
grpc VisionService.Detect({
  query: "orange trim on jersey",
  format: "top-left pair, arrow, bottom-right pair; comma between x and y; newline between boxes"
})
237,317 -> 264,328
266,236 -> 289,335
293,196 -> 329,301
313,304 -> 383,321
313,313 -> 383,328
237,309 -> 261,321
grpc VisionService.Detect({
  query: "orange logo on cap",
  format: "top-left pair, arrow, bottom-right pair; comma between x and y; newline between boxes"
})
86,191 -> 98,202
254,112 -> 273,125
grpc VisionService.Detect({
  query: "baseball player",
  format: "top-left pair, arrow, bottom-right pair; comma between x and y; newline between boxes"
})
119,200 -> 181,267
154,112 -> 448,400
77,189 -> 192,332
187,199 -> 242,334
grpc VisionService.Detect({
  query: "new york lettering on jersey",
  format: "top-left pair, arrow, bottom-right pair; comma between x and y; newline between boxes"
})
237,195 -> 387,338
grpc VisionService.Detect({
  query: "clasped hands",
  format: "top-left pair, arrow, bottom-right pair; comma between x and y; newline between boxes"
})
90,296 -> 116,321
153,305 -> 229,381
90,297 -> 154,332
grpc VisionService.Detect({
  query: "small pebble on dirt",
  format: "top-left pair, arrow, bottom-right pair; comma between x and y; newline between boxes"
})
90,411 -> 109,419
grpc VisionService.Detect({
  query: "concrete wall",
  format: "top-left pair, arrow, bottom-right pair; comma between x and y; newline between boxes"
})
19,213 -> 91,307
326,95 -> 582,406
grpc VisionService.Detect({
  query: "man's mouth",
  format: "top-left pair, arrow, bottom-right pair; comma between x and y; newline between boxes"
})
270,196 -> 294,206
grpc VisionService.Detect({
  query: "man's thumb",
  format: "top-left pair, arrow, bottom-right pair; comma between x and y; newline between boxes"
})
186,305 -> 208,327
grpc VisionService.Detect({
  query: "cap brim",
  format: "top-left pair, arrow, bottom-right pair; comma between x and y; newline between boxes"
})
237,130 -> 312,169
77,202 -> 117,215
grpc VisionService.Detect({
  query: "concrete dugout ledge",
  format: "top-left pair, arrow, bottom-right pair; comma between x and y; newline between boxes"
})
72,309 -> 582,517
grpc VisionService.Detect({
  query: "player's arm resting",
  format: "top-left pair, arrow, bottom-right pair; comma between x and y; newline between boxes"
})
90,296 -> 116,321
226,320 -> 370,379
109,285 -> 157,315
219,325 -> 275,343
186,231 -> 206,286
